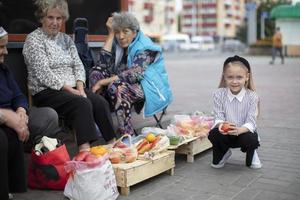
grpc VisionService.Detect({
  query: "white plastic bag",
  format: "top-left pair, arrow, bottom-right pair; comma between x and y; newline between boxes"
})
64,159 -> 118,200
141,127 -> 167,136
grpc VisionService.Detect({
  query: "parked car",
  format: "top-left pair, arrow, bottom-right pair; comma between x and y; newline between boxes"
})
222,39 -> 246,52
191,36 -> 215,51
161,34 -> 195,51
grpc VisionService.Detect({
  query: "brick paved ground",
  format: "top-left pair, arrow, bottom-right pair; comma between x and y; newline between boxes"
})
13,53 -> 300,200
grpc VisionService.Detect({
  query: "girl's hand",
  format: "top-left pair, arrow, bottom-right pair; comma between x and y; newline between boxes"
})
228,127 -> 239,136
219,122 -> 235,135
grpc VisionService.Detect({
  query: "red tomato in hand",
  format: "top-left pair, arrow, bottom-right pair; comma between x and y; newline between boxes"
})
221,123 -> 232,132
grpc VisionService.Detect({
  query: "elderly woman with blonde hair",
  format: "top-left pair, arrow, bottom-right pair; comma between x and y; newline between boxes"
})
23,0 -> 117,153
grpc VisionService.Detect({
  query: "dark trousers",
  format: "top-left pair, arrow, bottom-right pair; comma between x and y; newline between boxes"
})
28,107 -> 61,142
33,89 -> 116,145
208,128 -> 260,166
271,47 -> 284,64
0,127 -> 26,200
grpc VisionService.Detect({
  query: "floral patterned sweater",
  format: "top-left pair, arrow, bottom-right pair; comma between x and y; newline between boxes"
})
94,48 -> 157,84
23,28 -> 86,95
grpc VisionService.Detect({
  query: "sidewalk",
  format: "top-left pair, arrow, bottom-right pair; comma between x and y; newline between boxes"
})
13,54 -> 300,200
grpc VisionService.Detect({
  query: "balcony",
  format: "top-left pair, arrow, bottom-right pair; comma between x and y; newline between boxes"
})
183,14 -> 193,18
144,2 -> 153,9
144,15 -> 153,23
201,13 -> 217,18
201,3 -> 217,9
201,22 -> 217,27
183,4 -> 193,9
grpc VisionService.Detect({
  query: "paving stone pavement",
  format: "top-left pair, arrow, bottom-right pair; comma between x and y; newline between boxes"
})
13,53 -> 300,200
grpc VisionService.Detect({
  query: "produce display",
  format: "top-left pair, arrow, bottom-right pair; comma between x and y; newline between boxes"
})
108,134 -> 138,164
168,135 -> 180,145
70,113 -> 214,166
167,114 -> 214,139
136,133 -> 161,154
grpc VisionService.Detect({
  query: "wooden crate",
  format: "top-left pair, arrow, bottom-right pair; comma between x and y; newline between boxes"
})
169,137 -> 212,163
112,151 -> 175,196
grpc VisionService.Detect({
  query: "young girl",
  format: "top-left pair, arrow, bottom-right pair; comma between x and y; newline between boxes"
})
208,55 -> 262,169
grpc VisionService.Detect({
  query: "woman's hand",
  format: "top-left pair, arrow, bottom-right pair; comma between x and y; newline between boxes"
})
92,80 -> 103,93
16,107 -> 29,124
103,17 -> 115,52
62,85 -> 81,96
76,81 -> 87,98
106,17 -> 114,36
92,76 -> 119,93
1,109 -> 29,142
78,89 -> 87,98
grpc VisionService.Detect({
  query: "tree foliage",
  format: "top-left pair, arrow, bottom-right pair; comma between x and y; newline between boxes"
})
256,0 -> 292,39
236,0 -> 292,43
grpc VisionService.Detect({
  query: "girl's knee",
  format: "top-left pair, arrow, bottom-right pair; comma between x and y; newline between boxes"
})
239,133 -> 259,150
208,128 -> 222,142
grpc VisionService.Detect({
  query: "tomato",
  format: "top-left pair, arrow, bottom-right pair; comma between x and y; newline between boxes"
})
84,154 -> 98,162
109,152 -> 122,164
221,123 -> 233,132
74,151 -> 89,161
125,155 -> 136,163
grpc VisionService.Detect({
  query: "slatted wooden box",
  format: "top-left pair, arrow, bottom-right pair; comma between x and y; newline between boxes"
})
112,151 -> 175,196
168,136 -> 212,163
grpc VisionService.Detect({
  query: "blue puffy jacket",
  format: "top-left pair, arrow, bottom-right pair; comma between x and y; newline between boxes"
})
126,31 -> 173,117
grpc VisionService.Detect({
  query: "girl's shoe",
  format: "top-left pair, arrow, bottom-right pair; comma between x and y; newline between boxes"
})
211,149 -> 232,168
9,193 -> 13,199
249,150 -> 262,169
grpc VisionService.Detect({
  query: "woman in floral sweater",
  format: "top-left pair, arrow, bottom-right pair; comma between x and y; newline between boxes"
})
23,0 -> 116,152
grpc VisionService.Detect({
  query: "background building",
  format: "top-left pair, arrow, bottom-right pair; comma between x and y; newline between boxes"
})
128,0 -> 178,41
271,1 -> 300,56
180,0 -> 245,39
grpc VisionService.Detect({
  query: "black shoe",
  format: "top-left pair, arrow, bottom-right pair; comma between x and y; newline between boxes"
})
269,61 -> 274,65
246,149 -> 255,167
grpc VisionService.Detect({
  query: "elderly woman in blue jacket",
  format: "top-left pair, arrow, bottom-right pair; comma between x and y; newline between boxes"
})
89,12 -> 172,135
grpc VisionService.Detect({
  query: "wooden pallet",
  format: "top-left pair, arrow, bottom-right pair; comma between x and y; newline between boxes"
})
168,136 -> 212,163
112,151 -> 175,196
